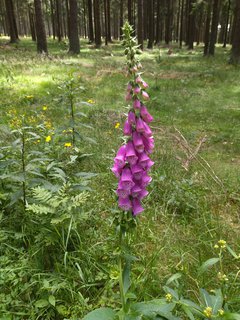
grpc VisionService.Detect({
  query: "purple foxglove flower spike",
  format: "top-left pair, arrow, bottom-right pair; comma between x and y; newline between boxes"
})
112,31 -> 154,215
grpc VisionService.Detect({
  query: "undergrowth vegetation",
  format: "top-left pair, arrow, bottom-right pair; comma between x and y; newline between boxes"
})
0,37 -> 240,319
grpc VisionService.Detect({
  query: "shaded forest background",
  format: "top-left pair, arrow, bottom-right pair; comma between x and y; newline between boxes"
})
1,0 -> 240,62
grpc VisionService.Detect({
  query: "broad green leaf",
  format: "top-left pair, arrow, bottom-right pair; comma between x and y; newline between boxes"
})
212,289 -> 223,313
131,299 -> 176,317
35,299 -> 49,308
123,260 -> 131,294
198,258 -> 219,275
200,289 -> 212,307
82,307 -> 116,320
166,273 -> 182,286
48,295 -> 56,307
223,313 -> 240,320
181,305 -> 195,320
226,245 -> 239,259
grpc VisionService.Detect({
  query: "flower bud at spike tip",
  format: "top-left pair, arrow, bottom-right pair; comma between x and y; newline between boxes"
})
112,21 -> 154,215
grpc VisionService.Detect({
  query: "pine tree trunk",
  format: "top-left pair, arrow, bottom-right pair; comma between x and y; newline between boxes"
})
87,0 -> 94,42
104,0 -> 108,45
5,0 -> 19,43
165,0 -> 171,44
119,0 -> 123,38
34,0 -> 48,53
179,0 -> 184,48
203,0 -> 211,56
68,0 -> 80,53
137,0 -> 143,49
107,0 -> 111,41
187,0 -> 195,50
93,0 -> 101,47
208,0 -> 220,55
147,0 -> 154,48
223,0 -> 231,48
56,0 -> 62,41
128,0 -> 132,25
50,0 -> 55,39
230,0 -> 240,64
143,0 -> 148,40
28,5 -> 36,41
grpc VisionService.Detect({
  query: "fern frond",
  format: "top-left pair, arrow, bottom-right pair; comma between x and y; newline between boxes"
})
31,186 -> 52,203
26,203 -> 54,214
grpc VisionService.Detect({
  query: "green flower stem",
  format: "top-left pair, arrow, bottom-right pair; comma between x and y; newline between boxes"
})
119,224 -> 128,320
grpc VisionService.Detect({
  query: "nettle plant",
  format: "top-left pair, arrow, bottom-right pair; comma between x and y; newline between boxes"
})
83,22 -> 240,320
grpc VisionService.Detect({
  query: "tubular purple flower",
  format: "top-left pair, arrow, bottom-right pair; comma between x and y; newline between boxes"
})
123,120 -> 132,136
119,197 -> 132,211
136,76 -> 142,84
131,164 -> 143,180
142,81 -> 149,89
141,172 -> 152,187
125,93 -> 132,101
117,182 -> 130,199
114,145 -> 126,168
126,141 -> 138,165
128,111 -> 136,125
142,136 -> 154,154
133,99 -> 141,109
120,167 -> 135,190
139,189 -> 149,200
133,132 -> 144,153
127,82 -> 132,92
140,106 -> 153,123
133,86 -> 141,94
142,91 -> 149,100
131,184 -> 142,198
146,159 -> 154,170
132,198 -> 144,216
136,117 -> 145,133
143,121 -> 152,137
112,164 -> 122,178
138,152 -> 150,169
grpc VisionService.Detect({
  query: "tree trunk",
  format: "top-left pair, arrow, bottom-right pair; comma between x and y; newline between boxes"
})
28,5 -> 36,41
230,0 -> 240,64
223,0 -> 231,48
34,0 -> 48,53
87,0 -> 94,42
187,0 -> 195,50
203,0 -> 211,56
179,0 -> 184,48
93,0 -> 101,47
107,0 -> 111,41
104,0 -> 108,45
128,0 -> 133,26
5,0 -> 19,43
68,0 -> 80,53
50,0 -> 56,39
147,0 -> 154,48
137,0 -> 143,49
119,0 -> 123,38
56,0 -> 62,41
208,0 -> 220,55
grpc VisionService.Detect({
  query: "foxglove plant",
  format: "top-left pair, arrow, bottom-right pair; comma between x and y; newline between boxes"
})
112,24 -> 154,217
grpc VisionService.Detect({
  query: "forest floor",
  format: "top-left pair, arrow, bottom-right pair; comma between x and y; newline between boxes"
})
0,38 -> 240,319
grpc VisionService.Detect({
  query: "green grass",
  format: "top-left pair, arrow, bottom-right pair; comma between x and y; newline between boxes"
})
0,37 -> 240,319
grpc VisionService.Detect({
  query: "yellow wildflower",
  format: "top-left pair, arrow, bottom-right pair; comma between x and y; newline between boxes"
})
45,135 -> 51,142
115,122 -> 120,129
87,99 -> 95,104
165,293 -> 173,302
42,105 -> 48,111
218,309 -> 224,316
214,244 -> 219,249
217,272 -> 228,282
203,307 -> 212,318
26,95 -> 34,100
64,142 -> 72,147
218,240 -> 226,249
